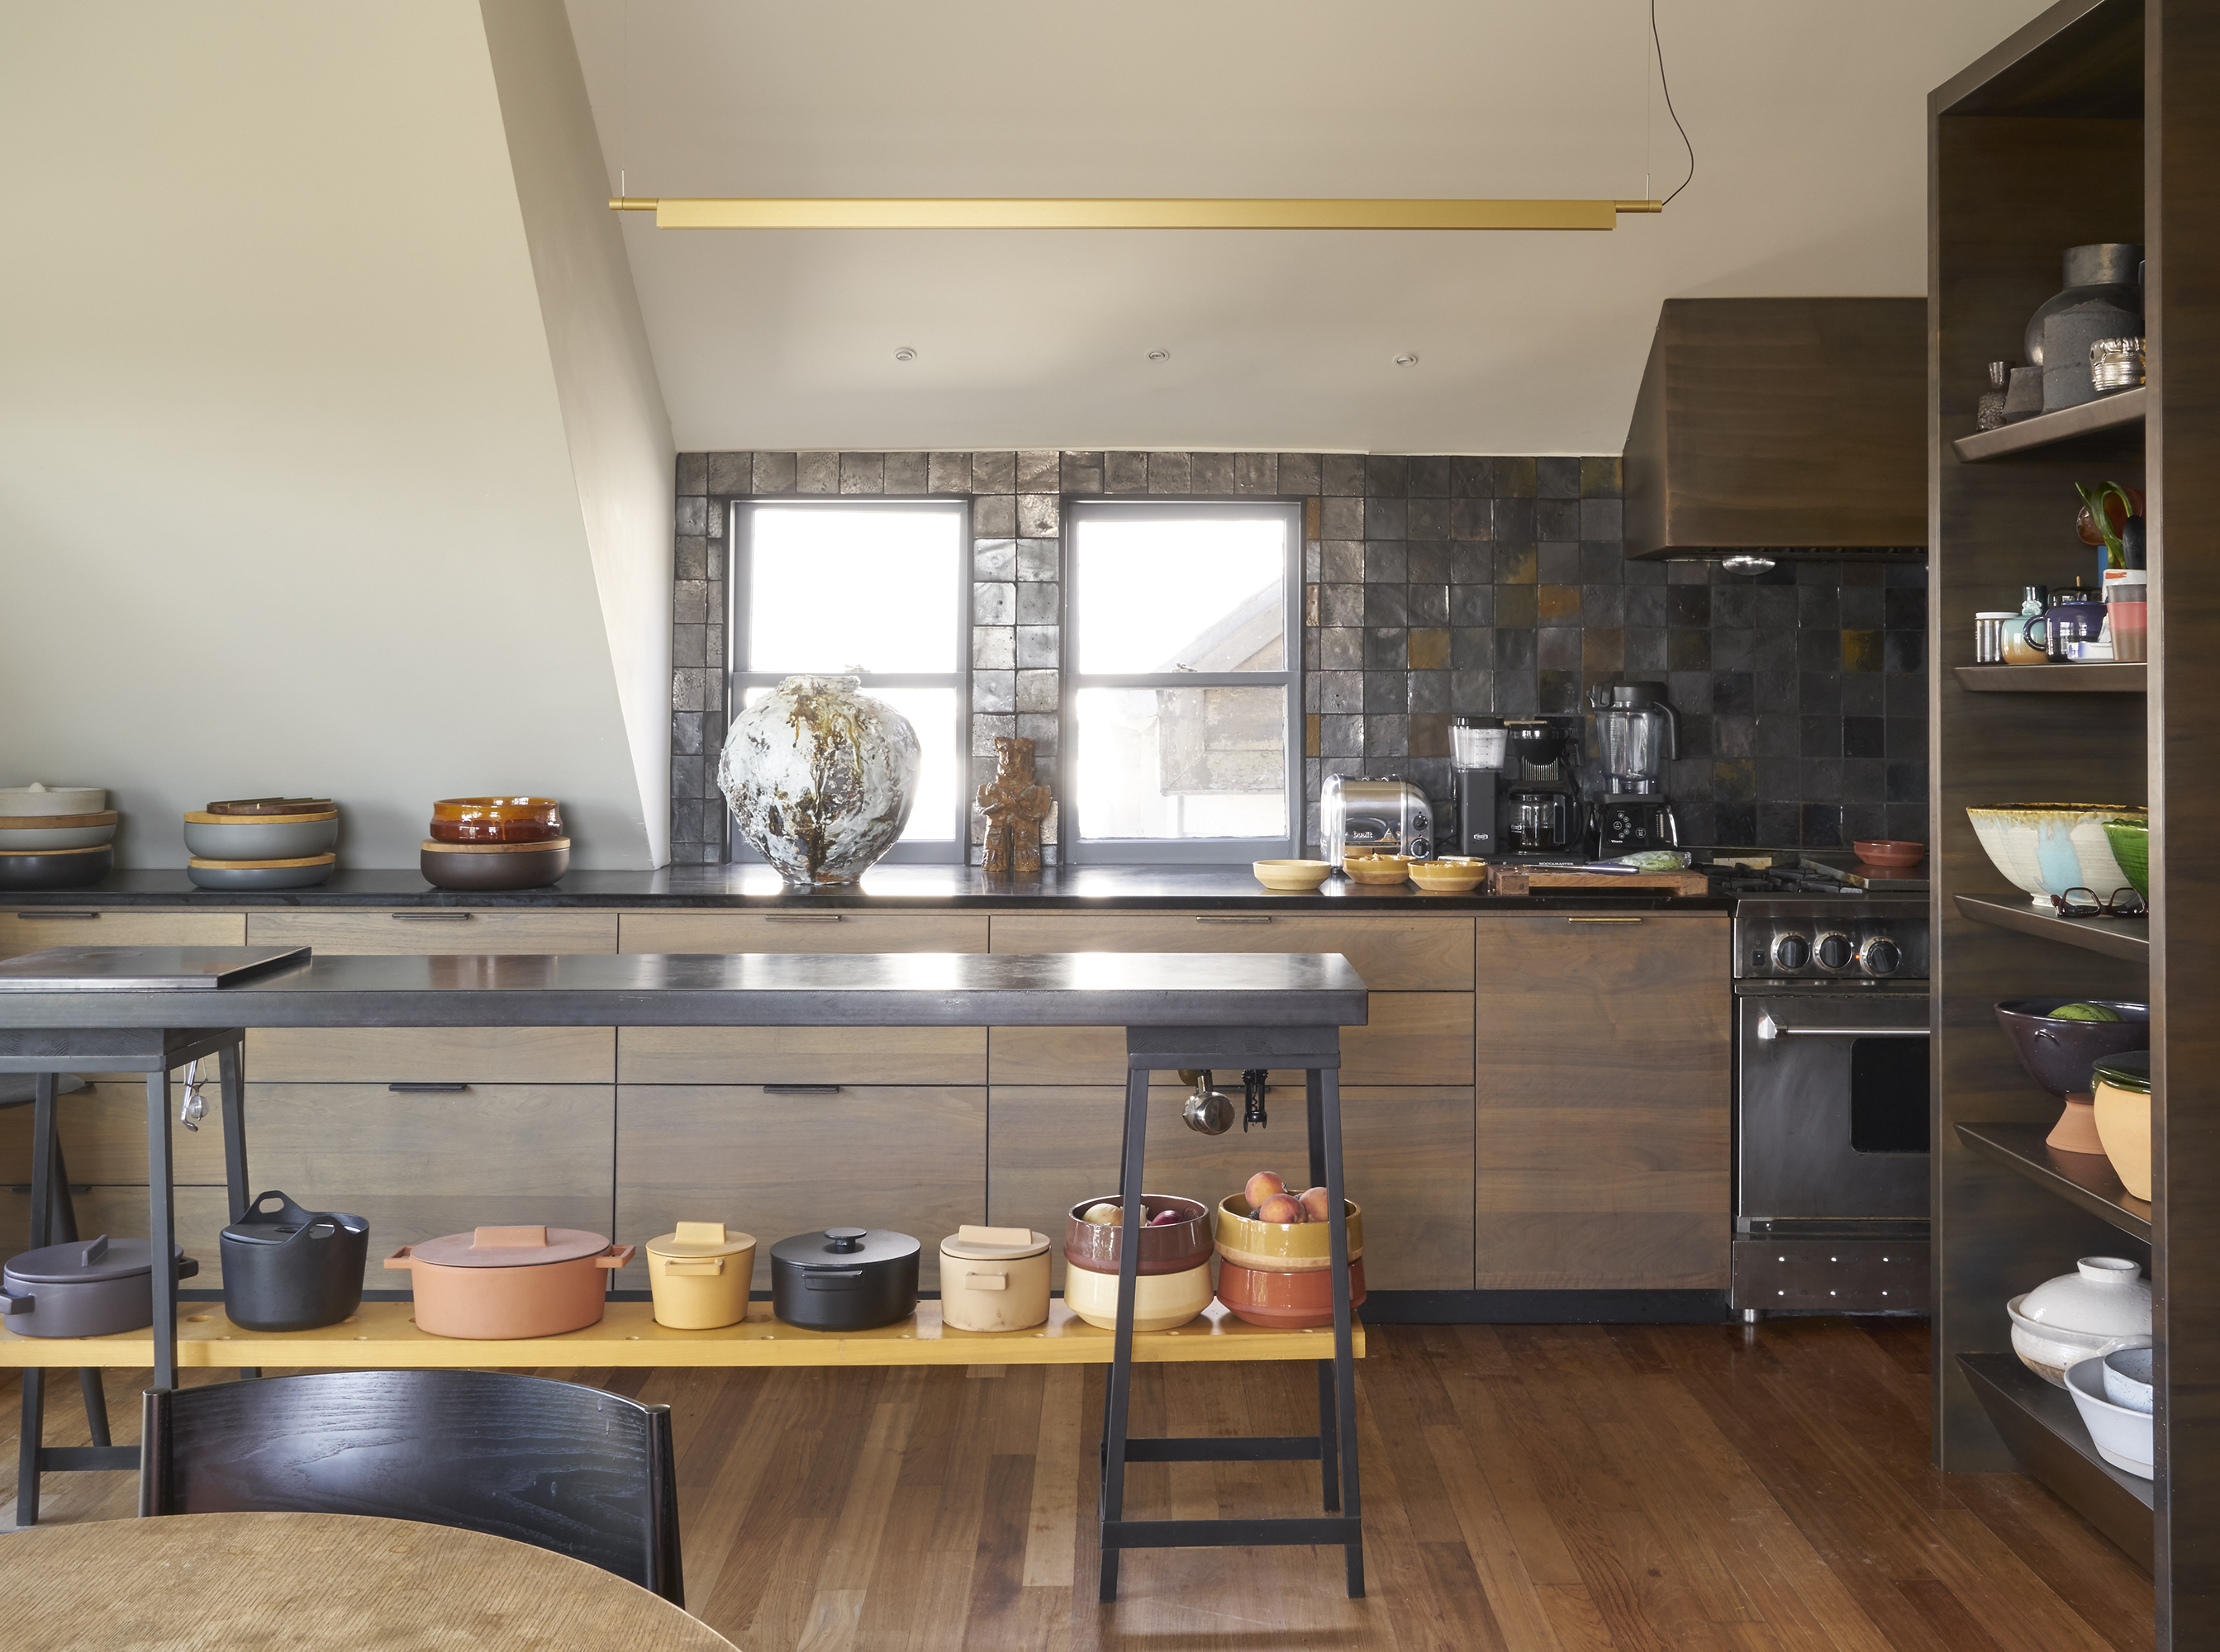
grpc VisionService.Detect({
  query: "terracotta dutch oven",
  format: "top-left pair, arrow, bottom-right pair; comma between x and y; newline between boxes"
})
385,1226 -> 632,1339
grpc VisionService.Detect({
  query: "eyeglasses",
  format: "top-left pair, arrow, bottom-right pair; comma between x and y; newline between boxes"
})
2051,885 -> 2148,919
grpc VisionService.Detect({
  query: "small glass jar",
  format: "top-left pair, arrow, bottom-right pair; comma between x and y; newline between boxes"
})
1975,612 -> 2015,663
2090,336 -> 2146,395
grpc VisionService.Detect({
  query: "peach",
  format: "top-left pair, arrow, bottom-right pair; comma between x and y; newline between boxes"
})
1300,1186 -> 1333,1222
1243,1170 -> 1286,1211
1256,1193 -> 1304,1224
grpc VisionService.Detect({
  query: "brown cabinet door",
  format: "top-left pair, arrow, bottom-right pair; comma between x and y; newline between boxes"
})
989,912 -> 1473,991
615,1085 -> 986,1291
0,910 -> 245,961
1474,913 -> 1730,1289
244,910 -> 617,955
618,911 -> 989,955
988,1085 -> 1474,1291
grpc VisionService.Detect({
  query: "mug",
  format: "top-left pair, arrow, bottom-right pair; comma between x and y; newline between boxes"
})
2000,615 -> 2048,665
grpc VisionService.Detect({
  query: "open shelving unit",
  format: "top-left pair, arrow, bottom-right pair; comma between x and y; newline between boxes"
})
1930,2 -> 2218,1641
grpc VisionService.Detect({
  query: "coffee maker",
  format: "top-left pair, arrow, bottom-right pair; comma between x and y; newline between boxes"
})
1588,682 -> 1680,855
1452,716 -> 1584,859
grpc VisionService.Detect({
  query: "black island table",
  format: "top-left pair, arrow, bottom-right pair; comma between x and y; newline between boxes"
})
0,948 -> 1371,1599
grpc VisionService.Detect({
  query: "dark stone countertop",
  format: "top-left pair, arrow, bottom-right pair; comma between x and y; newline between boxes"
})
0,864 -> 1735,913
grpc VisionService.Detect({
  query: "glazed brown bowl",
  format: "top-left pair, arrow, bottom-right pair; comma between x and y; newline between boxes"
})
1853,839 -> 1926,869
1215,1256 -> 1368,1329
420,838 -> 570,891
429,797 -> 563,843
1063,1195 -> 1213,1277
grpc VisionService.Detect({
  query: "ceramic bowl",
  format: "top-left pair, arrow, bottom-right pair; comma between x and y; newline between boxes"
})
187,853 -> 336,890
1342,855 -> 1411,885
0,819 -> 116,851
2008,1256 -> 2151,1386
1993,999 -> 2149,1099
429,797 -> 564,843
1062,1259 -> 1213,1332
1252,859 -> 1333,890
0,844 -> 112,890
1215,1256 -> 1368,1329
1214,1193 -> 1364,1272
2102,817 -> 2149,898
183,812 -> 338,861
1409,858 -> 1485,892
1852,839 -> 1926,868
1966,805 -> 2145,904
0,787 -> 104,818
2102,1345 -> 2155,1414
420,838 -> 569,891
1063,1195 -> 1213,1277
2065,1357 -> 2156,1479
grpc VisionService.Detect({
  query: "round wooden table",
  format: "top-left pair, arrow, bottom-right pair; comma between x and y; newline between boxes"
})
0,1511 -> 738,1650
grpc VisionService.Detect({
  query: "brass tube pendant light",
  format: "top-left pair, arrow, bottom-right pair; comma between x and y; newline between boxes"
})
607,197 -> 1663,230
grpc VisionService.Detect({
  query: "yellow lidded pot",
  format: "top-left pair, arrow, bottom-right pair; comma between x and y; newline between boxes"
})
644,1221 -> 757,1329
938,1225 -> 1052,1332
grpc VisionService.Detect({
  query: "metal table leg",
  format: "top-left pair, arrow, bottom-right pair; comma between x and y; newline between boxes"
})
1096,1061 -> 1150,1603
1315,1063 -> 1364,1596
215,1040 -> 259,1379
146,1066 -> 177,1393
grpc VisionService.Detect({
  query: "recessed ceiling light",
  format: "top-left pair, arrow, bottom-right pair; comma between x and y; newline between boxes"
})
1394,352 -> 1420,368
893,346 -> 917,362
1146,348 -> 1171,363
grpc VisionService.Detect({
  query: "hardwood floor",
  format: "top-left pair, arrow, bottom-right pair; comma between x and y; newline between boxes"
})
0,1317 -> 2152,1650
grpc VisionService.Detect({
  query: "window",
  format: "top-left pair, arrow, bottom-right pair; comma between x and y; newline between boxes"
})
1063,500 -> 1300,862
728,500 -> 968,860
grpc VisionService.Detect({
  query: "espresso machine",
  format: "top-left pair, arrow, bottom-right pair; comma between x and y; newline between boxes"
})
1452,716 -> 1584,858
1588,682 -> 1680,855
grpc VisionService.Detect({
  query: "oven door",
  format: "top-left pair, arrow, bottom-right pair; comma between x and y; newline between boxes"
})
1737,991 -> 1931,1223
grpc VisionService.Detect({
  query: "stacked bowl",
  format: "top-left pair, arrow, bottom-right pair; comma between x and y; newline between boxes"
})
1061,1195 -> 1213,1331
0,785 -> 116,890
421,797 -> 569,890
1213,1190 -> 1367,1328
185,798 -> 339,890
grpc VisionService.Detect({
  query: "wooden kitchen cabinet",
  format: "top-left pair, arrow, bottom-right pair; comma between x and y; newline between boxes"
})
987,995 -> 1471,1088
1473,913 -> 1730,1290
244,909 -> 618,955
989,1085 -> 1473,1291
0,909 -> 244,961
246,1026 -> 615,1085
990,912 -> 1473,990
616,1025 -> 985,1085
618,910 -> 988,954
0,1079 -> 230,1187
615,1085 -> 986,1290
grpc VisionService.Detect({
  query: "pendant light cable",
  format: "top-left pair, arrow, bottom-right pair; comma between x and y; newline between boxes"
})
1651,0 -> 1695,206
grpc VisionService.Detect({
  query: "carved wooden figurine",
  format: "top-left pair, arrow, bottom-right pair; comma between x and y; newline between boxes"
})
977,735 -> 1053,874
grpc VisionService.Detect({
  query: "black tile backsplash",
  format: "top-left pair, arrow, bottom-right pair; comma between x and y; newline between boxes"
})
669,450 -> 1928,863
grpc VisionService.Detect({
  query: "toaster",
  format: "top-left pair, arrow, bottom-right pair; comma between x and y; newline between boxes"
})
1321,776 -> 1434,864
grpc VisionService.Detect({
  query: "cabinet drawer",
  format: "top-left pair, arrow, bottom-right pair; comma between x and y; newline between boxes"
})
245,1027 -> 615,1084
239,1083 -> 616,1291
245,909 -> 617,955
0,1080 -> 229,1186
617,1026 -> 985,1085
619,911 -> 988,955
990,913 -> 1471,991
0,1187 -> 234,1287
615,1085 -> 985,1289
988,1086 -> 1473,1291
0,909 -> 245,961
987,994 -> 1468,1087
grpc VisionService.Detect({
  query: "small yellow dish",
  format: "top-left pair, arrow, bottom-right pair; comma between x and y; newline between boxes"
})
1410,859 -> 1486,892
1343,854 -> 1412,884
1253,858 -> 1333,890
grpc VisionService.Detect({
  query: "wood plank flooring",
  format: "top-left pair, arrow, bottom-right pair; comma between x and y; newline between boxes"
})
0,1317 -> 2153,1650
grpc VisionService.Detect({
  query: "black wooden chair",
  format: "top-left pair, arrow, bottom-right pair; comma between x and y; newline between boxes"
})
139,1370 -> 683,1604
2,1073 -> 116,1526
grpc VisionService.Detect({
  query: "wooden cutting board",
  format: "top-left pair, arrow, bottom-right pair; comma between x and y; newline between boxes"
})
1487,866 -> 1710,895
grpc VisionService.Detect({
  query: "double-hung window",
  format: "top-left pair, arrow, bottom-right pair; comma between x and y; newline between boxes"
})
727,500 -> 969,860
1063,500 -> 1301,862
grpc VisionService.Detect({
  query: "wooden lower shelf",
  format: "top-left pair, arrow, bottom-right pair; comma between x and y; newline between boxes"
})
1960,1351 -> 2154,1571
1949,386 -> 2146,461
1955,892 -> 2151,962
1956,1121 -> 2152,1240
0,1299 -> 1365,1370
1954,663 -> 2146,693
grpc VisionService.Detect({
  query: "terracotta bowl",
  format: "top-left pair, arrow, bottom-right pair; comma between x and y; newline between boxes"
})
1214,1194 -> 1363,1272
1063,1195 -> 1212,1277
1852,839 -> 1926,868
1216,1256 -> 1368,1329
429,797 -> 564,843
421,838 -> 570,891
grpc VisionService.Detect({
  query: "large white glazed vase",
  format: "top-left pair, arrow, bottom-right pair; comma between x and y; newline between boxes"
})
717,676 -> 920,885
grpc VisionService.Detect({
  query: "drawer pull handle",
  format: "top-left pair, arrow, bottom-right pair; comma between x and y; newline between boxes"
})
764,914 -> 843,923
388,1083 -> 468,1092
17,912 -> 98,921
763,1084 -> 842,1094
392,912 -> 473,922
1195,916 -> 1272,925
1566,917 -> 1643,924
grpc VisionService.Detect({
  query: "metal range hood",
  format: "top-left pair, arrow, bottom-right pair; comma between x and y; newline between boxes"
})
1621,297 -> 1927,561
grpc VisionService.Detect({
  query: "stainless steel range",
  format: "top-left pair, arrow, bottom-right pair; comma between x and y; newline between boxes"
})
1729,882 -> 1931,1318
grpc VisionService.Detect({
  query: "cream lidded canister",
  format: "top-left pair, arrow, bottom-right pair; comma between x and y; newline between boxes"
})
938,1225 -> 1052,1332
644,1221 -> 757,1329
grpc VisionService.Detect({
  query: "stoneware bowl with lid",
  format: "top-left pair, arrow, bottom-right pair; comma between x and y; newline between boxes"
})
644,1220 -> 757,1330
768,1227 -> 920,1332
1,1233 -> 198,1338
1215,1193 -> 1364,1273
2066,1356 -> 2156,1479
1063,1195 -> 1212,1277
939,1224 -> 1052,1333
2007,1256 -> 2152,1386
384,1225 -> 632,1340
0,786 -> 105,818
183,809 -> 339,862
2093,1051 -> 2153,1199
1062,1258 -> 1214,1332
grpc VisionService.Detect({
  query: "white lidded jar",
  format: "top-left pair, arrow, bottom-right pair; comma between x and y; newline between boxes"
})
937,1225 -> 1051,1332
2007,1256 -> 2151,1387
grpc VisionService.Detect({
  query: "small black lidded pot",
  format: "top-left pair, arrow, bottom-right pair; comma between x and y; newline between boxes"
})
221,1189 -> 368,1332
769,1227 -> 920,1331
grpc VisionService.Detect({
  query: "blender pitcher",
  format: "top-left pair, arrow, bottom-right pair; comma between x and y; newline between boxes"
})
1590,684 -> 1678,795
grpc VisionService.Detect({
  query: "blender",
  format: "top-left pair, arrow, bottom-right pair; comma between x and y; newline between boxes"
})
1588,683 -> 1680,856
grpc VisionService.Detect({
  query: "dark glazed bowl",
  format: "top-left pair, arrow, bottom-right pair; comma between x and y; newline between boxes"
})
420,839 -> 570,891
1995,999 -> 2151,1098
0,844 -> 113,890
1063,1194 -> 1213,1277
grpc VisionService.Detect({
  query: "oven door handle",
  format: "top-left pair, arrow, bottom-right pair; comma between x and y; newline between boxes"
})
1756,1014 -> 1928,1042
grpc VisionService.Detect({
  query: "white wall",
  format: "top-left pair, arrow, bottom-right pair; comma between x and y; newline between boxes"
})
0,1 -> 668,869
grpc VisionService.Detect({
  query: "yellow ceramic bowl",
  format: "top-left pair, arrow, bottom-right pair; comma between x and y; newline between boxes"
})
1253,858 -> 1333,890
1409,858 -> 1486,891
1062,1259 -> 1214,1332
1342,855 -> 1411,884
1215,1193 -> 1363,1272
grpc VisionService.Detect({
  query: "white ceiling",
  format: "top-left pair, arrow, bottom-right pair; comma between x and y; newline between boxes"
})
566,0 -> 2046,456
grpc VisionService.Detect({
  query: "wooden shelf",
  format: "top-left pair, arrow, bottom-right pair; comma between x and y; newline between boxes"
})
0,1299 -> 1366,1371
1955,663 -> 2146,693
1960,1352 -> 2154,1569
1951,387 -> 2146,462
1955,893 -> 2151,962
1956,1121 -> 2152,1240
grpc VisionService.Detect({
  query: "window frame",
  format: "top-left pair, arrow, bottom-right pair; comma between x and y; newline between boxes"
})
1060,497 -> 1302,865
724,496 -> 973,863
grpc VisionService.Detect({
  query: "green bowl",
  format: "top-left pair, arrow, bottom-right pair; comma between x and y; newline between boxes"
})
2103,817 -> 2150,898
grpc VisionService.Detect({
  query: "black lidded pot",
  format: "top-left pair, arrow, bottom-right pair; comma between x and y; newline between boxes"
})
769,1227 -> 920,1331
220,1189 -> 368,1332
1,1234 -> 198,1338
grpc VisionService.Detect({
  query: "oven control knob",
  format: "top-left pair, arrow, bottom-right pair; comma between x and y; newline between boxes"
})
1815,933 -> 1856,971
1861,937 -> 1902,977
1773,934 -> 1810,971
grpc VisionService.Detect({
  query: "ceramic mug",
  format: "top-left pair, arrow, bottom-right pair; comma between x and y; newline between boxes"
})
2000,614 -> 2049,665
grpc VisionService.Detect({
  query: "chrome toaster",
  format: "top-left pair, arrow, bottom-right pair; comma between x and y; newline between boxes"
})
1321,776 -> 1434,863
